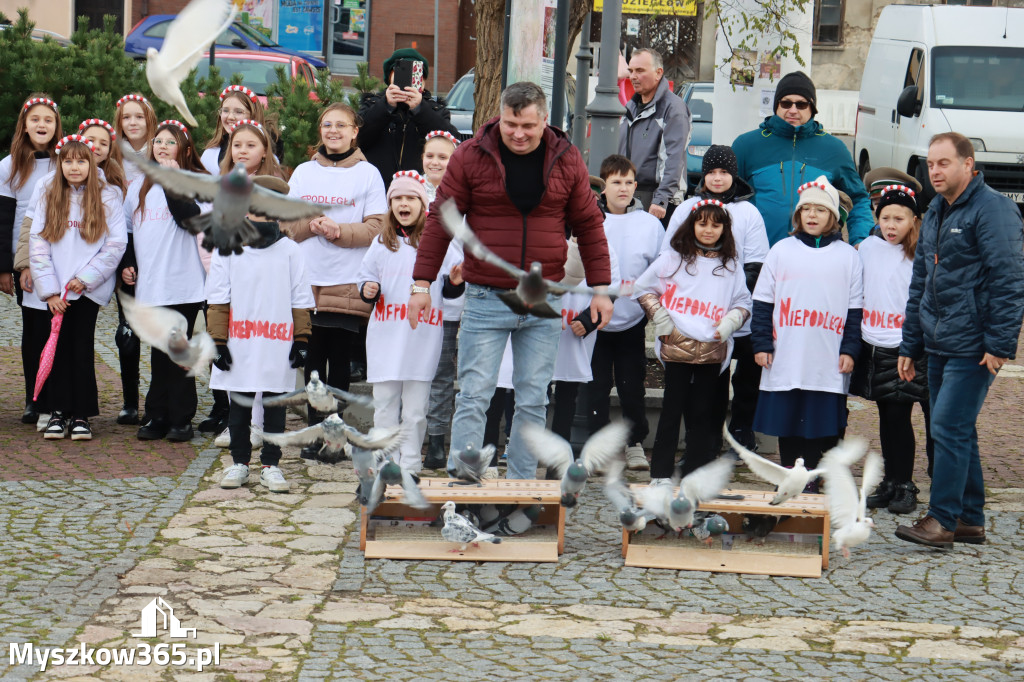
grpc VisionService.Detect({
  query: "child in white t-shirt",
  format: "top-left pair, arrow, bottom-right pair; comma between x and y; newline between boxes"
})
751,176 -> 864,489
850,185 -> 932,514
209,175 -> 314,493
358,171 -> 461,472
634,200 -> 751,482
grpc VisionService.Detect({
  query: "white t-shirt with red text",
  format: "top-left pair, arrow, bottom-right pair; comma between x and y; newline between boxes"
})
288,160 -> 387,287
753,236 -> 863,393
602,210 -> 663,332
858,235 -> 911,349
206,237 -> 314,393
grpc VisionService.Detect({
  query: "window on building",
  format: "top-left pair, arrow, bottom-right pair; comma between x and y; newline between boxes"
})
814,0 -> 844,46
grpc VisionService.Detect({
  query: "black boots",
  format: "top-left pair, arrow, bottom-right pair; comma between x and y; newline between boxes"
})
888,481 -> 920,515
423,434 -> 447,469
866,479 -> 896,508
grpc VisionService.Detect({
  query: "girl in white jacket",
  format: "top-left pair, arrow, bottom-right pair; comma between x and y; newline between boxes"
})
201,85 -> 276,175
29,135 -> 127,440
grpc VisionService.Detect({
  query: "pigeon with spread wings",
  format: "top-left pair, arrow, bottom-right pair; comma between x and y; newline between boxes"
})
232,370 -> 372,412
120,293 -> 216,377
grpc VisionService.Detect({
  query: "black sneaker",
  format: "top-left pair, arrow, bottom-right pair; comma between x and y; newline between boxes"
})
22,401 -> 39,425
888,481 -> 920,515
300,442 -> 324,461
866,479 -> 896,509
116,407 -> 140,425
137,419 -> 170,440
349,361 -> 366,382
70,418 -> 92,441
198,409 -> 229,434
44,412 -> 67,440
166,424 -> 194,442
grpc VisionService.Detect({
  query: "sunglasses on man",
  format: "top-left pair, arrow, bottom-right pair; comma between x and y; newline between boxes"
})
778,99 -> 811,110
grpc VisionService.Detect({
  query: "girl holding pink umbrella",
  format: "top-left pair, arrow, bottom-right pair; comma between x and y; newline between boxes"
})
28,135 -> 127,440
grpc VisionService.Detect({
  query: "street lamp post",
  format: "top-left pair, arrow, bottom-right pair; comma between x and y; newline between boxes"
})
550,0 -> 571,130
586,0 -> 625,175
571,12 -> 592,151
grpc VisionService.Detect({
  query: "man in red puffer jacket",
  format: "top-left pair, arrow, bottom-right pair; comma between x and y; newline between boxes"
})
410,81 -> 613,480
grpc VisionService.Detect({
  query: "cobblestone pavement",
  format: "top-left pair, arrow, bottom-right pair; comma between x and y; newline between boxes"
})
0,295 -> 1022,680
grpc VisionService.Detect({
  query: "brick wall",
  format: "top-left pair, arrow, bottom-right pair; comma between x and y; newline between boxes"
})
368,0 -> 461,94
130,0 -> 190,29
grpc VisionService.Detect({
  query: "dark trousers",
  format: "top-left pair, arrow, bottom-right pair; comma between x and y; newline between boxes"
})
16,277 -> 52,410
587,320 -> 650,446
551,381 -> 582,443
115,289 -> 141,411
484,388 -> 514,448
307,325 -> 353,398
778,435 -> 839,470
877,399 -> 935,482
728,335 -> 761,433
229,391 -> 284,466
144,302 -> 202,427
651,362 -> 720,478
46,297 -> 100,418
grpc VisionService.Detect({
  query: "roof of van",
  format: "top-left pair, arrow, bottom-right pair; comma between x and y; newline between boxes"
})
874,5 -> 1024,47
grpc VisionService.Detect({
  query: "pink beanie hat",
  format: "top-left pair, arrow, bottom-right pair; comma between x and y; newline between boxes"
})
387,170 -> 429,208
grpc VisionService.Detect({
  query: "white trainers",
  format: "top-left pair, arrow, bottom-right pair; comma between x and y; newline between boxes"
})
482,467 -> 500,480
214,427 -> 230,448
625,444 -> 650,471
36,413 -> 51,432
220,463 -> 250,488
260,465 -> 288,493
649,477 -> 673,488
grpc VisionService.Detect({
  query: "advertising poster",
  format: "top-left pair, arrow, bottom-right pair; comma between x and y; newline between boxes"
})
278,0 -> 324,52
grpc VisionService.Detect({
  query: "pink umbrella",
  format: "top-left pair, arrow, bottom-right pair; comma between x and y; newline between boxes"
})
33,286 -> 70,402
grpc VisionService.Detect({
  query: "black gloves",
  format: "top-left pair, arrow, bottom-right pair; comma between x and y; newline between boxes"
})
289,340 -> 308,369
213,344 -> 232,372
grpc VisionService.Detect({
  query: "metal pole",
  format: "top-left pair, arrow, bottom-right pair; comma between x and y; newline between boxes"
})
210,42 -> 215,67
433,0 -> 439,94
571,12 -> 592,151
549,0 -> 571,130
500,0 -> 512,89
586,0 -> 625,175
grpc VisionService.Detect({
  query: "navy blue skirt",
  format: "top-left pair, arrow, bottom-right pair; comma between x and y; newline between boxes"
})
753,389 -> 847,439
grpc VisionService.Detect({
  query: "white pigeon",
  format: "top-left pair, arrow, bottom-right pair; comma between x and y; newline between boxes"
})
119,292 -> 215,377
821,439 -> 879,558
725,430 -> 825,505
145,0 -> 240,126
440,500 -> 502,552
522,420 -> 629,507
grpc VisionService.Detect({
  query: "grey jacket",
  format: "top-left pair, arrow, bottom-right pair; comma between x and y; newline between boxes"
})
618,76 -> 690,208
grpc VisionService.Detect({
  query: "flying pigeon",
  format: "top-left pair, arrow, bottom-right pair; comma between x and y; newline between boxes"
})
364,454 -> 430,515
253,415 -> 400,462
123,147 -> 330,255
603,459 -> 659,532
439,199 -> 615,318
447,442 -> 496,486
232,370 -> 372,413
145,0 -> 242,126
821,440 -> 880,558
633,478 -> 677,534
440,500 -> 502,551
688,512 -> 729,546
725,429 -> 825,505
119,292 -> 215,377
742,514 -> 781,545
667,457 -> 736,533
484,504 -> 543,536
522,420 -> 629,507
347,442 -> 387,506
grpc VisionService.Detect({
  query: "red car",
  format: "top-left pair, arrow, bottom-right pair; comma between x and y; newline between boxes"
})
194,50 -> 319,105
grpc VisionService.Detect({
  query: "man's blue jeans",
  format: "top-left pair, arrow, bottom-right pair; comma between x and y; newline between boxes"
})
926,354 -> 996,530
449,284 -> 561,479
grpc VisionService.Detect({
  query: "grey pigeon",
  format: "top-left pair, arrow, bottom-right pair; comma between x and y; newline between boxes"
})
347,442 -> 386,506
119,292 -> 215,377
522,420 -> 629,508
365,454 -> 430,515
123,143 -> 329,255
689,512 -> 730,546
725,429 -> 825,505
603,459 -> 658,532
439,199 -> 615,318
634,478 -> 677,534
253,415 -> 400,462
668,457 -> 736,532
484,504 -> 543,536
233,370 -> 372,413
742,514 -> 780,545
447,442 -> 496,485
440,500 -> 501,551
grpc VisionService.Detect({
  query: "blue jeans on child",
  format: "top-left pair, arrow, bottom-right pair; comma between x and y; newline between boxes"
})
449,284 -> 561,479
926,354 -> 996,530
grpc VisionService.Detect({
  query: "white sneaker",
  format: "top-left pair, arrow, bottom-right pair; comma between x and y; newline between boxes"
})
260,465 -> 288,493
649,477 -> 673,488
251,431 -> 262,450
214,427 -> 230,448
482,467 -> 500,480
36,413 -> 51,432
625,444 -> 650,471
220,463 -> 250,488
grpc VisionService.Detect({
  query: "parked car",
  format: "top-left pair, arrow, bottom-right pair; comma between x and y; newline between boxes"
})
446,68 -> 576,141
125,15 -> 328,69
678,81 -> 713,194
193,50 -> 319,105
0,25 -> 72,47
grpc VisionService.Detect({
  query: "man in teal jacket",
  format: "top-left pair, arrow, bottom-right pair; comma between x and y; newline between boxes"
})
732,71 -> 873,246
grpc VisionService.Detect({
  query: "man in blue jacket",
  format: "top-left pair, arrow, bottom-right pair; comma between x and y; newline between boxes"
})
895,132 -> 1024,549
732,71 -> 873,246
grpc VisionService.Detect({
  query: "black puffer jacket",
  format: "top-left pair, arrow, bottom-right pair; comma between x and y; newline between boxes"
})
850,341 -> 928,404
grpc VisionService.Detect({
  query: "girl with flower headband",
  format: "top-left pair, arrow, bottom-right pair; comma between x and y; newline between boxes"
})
0,93 -> 62,425
79,119 -> 127,196
121,119 -> 209,443
421,130 -> 458,203
286,101 -> 387,459
219,119 -> 282,178
634,199 -> 751,482
750,175 -> 864,483
28,136 -> 127,441
201,85 -> 280,175
850,184 -> 932,514
114,94 -> 158,183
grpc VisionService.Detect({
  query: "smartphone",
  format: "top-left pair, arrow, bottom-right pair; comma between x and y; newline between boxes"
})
411,60 -> 424,91
392,59 -> 413,90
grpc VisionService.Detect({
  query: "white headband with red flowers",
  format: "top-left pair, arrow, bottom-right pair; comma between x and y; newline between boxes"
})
158,120 -> 190,138
392,170 -> 428,185
881,184 -> 916,197
116,94 -> 150,109
220,85 -> 259,103
55,134 -> 95,154
229,119 -> 267,138
797,180 -> 829,194
79,118 -> 116,140
425,130 -> 459,147
692,199 -> 725,212
23,97 -> 58,111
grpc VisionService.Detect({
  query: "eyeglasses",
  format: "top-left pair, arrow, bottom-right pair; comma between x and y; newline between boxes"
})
220,108 -> 248,117
152,138 -> 177,146
321,122 -> 354,130
778,99 -> 810,110
800,205 -> 830,215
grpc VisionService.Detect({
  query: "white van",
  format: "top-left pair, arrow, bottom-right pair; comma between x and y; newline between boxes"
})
854,5 -> 1024,207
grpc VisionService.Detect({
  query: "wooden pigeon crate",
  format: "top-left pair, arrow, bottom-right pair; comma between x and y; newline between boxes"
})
622,487 -> 831,578
360,478 -> 565,562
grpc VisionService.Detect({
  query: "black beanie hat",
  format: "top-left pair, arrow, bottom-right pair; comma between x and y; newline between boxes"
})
702,145 -> 738,178
383,48 -> 429,82
773,71 -> 817,116
875,185 -> 921,219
